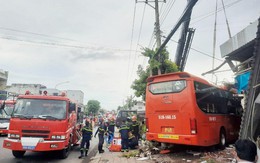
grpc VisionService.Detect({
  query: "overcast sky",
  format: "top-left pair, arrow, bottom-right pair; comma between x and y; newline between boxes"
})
0,0 -> 259,110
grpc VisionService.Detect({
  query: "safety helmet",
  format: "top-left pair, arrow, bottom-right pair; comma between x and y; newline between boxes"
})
132,115 -> 137,121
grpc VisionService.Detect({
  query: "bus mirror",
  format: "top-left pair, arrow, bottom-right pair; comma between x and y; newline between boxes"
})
69,103 -> 76,113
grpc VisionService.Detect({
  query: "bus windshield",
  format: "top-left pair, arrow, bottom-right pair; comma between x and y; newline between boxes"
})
13,99 -> 67,120
149,80 -> 186,94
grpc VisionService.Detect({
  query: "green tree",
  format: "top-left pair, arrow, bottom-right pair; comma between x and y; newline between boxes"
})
131,48 -> 179,100
86,100 -> 101,115
99,108 -> 105,115
131,65 -> 149,100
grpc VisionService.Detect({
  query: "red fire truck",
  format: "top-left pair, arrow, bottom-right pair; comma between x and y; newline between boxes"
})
0,100 -> 15,135
2,91 -> 83,159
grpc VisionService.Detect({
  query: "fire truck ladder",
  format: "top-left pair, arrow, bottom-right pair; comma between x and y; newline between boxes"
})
239,17 -> 260,141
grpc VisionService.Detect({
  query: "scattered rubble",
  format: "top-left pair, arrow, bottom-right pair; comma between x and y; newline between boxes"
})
118,140 -> 238,163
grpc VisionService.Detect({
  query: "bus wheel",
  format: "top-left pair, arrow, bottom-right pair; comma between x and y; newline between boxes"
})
12,150 -> 26,158
218,129 -> 226,150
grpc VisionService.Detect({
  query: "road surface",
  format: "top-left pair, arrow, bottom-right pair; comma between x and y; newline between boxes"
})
0,134 -> 98,163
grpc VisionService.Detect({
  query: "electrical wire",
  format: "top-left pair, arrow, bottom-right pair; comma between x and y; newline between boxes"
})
125,2 -> 137,98
0,35 -> 141,53
190,0 -> 243,25
162,35 -> 223,61
160,0 -> 177,25
130,3 -> 147,84
0,26 -> 77,42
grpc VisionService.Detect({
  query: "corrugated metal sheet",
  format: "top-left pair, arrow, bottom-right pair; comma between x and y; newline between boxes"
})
220,20 -> 258,58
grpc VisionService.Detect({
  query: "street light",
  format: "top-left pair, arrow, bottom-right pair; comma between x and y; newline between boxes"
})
55,81 -> 69,89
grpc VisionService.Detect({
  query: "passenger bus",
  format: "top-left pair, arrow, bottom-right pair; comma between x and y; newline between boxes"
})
0,100 -> 15,135
145,72 -> 242,148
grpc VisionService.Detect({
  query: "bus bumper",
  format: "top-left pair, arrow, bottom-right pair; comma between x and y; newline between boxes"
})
3,138 -> 67,151
146,132 -> 201,146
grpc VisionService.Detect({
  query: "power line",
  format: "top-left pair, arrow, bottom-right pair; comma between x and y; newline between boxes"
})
162,35 -> 223,61
0,26 -> 77,42
160,0 -> 177,25
125,2 -> 137,98
0,35 -> 141,53
190,0 -> 243,25
130,4 -> 147,82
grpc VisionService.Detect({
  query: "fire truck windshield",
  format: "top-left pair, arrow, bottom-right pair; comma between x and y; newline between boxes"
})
13,99 -> 66,120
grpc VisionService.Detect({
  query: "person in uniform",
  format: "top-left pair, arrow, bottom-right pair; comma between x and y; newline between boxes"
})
94,119 -> 107,153
108,117 -> 115,145
130,115 -> 140,140
79,120 -> 93,158
119,120 -> 129,152
128,131 -> 138,149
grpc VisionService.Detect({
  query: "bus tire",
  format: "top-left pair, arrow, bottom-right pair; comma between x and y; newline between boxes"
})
218,129 -> 226,150
12,150 -> 25,158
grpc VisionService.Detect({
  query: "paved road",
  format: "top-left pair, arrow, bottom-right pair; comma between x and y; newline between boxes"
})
0,134 -> 98,163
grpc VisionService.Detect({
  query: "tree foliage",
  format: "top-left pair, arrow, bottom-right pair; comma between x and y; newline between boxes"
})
85,100 -> 101,115
131,48 -> 179,100
131,66 -> 149,101
117,95 -> 137,111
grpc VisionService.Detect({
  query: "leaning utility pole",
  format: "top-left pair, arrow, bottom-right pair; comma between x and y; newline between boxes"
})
136,0 -> 166,75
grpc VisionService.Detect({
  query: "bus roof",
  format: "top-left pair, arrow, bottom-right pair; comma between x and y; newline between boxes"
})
147,72 -> 213,86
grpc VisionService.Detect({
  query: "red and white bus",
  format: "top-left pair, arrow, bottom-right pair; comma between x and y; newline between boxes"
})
145,72 -> 241,148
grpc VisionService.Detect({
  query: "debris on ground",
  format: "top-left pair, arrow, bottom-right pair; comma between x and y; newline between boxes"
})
160,149 -> 171,154
118,140 -> 238,163
186,150 -> 202,156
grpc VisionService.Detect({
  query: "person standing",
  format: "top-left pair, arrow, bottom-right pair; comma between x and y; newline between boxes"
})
131,116 -> 140,140
119,120 -> 129,152
108,117 -> 115,145
94,120 -> 107,153
79,120 -> 93,159
128,131 -> 138,149
234,139 -> 258,163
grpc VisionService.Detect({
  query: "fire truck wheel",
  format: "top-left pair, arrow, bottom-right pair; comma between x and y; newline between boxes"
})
12,150 -> 26,158
218,128 -> 226,150
59,137 -> 72,159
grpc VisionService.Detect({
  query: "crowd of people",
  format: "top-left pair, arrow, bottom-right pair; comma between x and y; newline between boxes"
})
78,114 -> 260,162
78,115 -> 146,158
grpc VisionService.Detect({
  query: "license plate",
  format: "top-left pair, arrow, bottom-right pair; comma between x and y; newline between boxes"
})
163,128 -> 173,133
158,134 -> 179,140
23,146 -> 35,150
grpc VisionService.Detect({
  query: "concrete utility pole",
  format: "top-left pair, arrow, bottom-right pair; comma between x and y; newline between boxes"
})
136,0 -> 166,75
154,0 -> 162,48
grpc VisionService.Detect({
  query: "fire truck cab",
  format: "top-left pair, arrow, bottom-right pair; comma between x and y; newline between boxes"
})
2,92 -> 82,159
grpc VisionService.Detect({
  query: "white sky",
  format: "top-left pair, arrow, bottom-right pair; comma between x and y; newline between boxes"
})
0,0 -> 259,110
